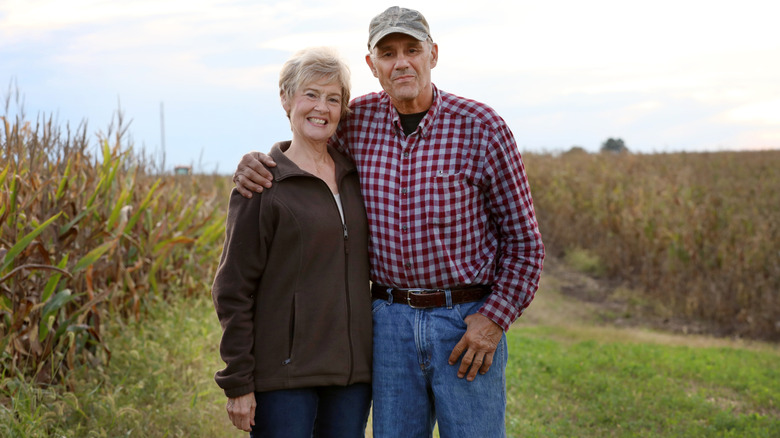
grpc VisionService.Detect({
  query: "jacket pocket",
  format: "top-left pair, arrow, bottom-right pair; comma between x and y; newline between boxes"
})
283,294 -> 297,365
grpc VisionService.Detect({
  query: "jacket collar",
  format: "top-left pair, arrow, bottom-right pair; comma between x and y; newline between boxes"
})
269,141 -> 357,183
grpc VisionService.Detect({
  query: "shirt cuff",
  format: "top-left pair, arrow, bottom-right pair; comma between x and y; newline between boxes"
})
478,294 -> 518,332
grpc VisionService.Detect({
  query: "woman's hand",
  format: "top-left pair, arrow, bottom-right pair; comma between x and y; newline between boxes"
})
226,392 -> 256,432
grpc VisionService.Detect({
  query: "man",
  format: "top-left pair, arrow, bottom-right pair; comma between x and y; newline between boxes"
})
232,6 -> 544,437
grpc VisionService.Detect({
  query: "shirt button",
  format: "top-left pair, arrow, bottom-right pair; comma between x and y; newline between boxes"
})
403,151 -> 410,157
402,225 -> 408,231
401,188 -> 408,195
404,262 -> 412,269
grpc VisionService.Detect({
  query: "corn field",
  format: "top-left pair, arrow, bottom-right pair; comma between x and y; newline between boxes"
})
2,97 -> 778,392
525,150 -> 780,340
0,107 -> 228,387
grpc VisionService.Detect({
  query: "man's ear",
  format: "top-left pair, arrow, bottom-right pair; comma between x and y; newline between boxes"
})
365,54 -> 378,78
430,42 -> 439,69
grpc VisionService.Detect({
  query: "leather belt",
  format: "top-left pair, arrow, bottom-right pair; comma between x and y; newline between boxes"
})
371,284 -> 490,309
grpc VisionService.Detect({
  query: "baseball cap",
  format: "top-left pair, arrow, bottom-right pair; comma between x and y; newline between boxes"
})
367,6 -> 431,50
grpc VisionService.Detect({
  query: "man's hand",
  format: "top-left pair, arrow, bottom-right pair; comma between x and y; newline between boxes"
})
233,152 -> 277,198
448,313 -> 504,381
226,392 -> 256,432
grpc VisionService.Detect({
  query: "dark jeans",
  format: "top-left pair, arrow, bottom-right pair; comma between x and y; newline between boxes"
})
250,383 -> 371,438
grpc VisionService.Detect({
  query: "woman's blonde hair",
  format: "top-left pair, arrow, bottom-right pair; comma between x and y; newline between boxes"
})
279,47 -> 351,119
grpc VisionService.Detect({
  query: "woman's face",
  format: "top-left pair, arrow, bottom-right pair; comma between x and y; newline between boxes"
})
283,78 -> 343,145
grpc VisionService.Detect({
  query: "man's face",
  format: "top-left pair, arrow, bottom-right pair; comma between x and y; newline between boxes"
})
366,33 -> 438,113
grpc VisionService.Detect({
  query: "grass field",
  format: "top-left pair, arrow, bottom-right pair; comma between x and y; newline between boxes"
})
2,258 -> 777,437
508,261 -> 779,437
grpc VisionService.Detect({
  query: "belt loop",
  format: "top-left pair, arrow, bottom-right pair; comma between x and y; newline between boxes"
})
444,289 -> 453,309
386,287 -> 394,305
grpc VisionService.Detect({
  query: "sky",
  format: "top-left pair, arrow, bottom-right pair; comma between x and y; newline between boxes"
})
2,0 -> 779,173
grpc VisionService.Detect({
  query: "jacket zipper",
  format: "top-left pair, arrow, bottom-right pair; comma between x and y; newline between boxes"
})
315,173 -> 355,383
334,178 -> 355,384
342,208 -> 354,383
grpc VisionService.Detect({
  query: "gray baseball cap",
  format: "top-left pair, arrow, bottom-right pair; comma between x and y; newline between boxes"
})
368,6 -> 431,50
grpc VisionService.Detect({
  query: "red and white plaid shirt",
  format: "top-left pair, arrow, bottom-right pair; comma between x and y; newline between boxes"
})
332,84 -> 544,331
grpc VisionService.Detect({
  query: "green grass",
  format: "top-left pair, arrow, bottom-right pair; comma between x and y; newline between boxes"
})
508,268 -> 780,437
1,294 -> 233,437
506,329 -> 779,437
2,287 -> 778,437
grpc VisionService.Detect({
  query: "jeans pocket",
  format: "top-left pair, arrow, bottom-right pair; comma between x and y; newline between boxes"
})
453,299 -> 485,322
372,298 -> 389,314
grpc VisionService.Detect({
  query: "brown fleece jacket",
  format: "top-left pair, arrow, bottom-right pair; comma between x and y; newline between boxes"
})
212,141 -> 372,397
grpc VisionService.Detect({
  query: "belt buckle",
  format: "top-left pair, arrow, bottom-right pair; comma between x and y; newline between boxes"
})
404,288 -> 443,309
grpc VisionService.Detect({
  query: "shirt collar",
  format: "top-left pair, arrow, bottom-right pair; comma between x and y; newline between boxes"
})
387,83 -> 441,139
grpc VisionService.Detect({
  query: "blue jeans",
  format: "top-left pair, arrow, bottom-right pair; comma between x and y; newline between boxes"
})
371,296 -> 508,438
250,383 -> 371,438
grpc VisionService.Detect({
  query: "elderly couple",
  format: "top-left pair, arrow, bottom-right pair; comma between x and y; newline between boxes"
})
211,6 -> 544,438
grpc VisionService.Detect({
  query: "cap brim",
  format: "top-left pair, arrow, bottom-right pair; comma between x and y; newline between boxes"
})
369,27 -> 428,50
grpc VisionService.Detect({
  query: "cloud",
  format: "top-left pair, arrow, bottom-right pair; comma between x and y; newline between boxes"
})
725,99 -> 780,125
1,0 -> 778,174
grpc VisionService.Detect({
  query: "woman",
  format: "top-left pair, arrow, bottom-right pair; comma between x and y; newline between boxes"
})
211,47 -> 371,437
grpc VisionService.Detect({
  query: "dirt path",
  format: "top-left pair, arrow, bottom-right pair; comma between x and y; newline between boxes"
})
517,256 -> 777,351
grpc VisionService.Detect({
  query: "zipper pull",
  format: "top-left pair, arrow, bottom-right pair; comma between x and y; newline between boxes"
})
343,224 -> 350,255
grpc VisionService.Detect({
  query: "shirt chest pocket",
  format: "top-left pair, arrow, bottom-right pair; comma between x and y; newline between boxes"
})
424,172 -> 477,226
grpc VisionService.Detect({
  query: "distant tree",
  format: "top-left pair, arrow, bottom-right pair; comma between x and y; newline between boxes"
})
565,146 -> 588,155
601,137 -> 629,154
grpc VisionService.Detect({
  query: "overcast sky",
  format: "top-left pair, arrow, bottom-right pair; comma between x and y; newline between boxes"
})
2,0 -> 779,173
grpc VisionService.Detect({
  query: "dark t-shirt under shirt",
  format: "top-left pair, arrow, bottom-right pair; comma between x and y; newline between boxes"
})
399,110 -> 428,136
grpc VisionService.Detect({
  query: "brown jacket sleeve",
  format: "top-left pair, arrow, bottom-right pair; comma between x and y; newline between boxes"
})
211,188 -> 270,397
